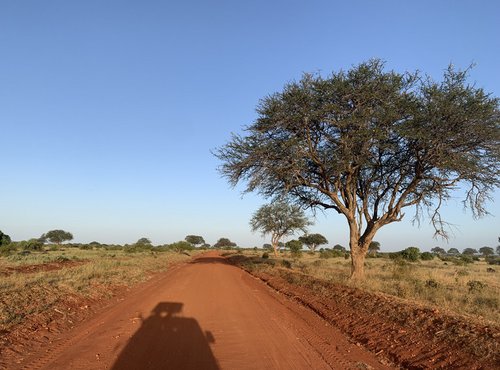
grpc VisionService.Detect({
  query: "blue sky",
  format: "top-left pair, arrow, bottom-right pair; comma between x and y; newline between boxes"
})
1,0 -> 499,251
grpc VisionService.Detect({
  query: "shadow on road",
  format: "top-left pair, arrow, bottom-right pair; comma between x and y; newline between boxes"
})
111,302 -> 219,370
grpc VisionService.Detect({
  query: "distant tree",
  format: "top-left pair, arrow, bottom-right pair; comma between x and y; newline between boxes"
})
333,244 -> 346,252
89,241 -> 101,246
136,237 -> 152,246
213,238 -> 236,249
401,247 -> 420,262
447,248 -> 460,255
169,241 -> 194,253
262,243 -> 272,250
479,246 -> 494,256
44,230 -> 73,245
462,248 -> 478,255
497,238 -> 500,255
286,239 -> 303,257
185,235 -> 205,247
368,241 -> 381,256
298,233 -> 328,252
250,201 -> 311,257
0,230 -> 11,246
216,60 -> 500,280
431,246 -> 446,255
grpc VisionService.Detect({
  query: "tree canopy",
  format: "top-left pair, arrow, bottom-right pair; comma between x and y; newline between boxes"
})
216,59 -> 499,279
462,248 -> 478,255
0,230 -> 11,246
213,238 -> 236,248
43,230 -> 73,244
298,233 -> 328,251
136,237 -> 152,246
431,246 -> 446,255
185,235 -> 205,246
250,201 -> 311,256
479,246 -> 494,256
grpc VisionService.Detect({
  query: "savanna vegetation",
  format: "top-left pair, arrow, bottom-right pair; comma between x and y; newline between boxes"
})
216,59 -> 500,280
226,245 -> 500,325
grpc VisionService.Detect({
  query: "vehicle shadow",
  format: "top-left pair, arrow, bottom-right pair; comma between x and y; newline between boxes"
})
111,302 -> 219,370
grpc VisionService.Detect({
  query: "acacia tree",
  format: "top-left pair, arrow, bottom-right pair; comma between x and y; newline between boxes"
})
216,60 -> 499,279
299,233 -> 328,251
250,201 -> 311,257
44,230 -> 73,245
185,235 -> 205,247
479,246 -> 494,256
213,238 -> 236,248
368,241 -> 381,256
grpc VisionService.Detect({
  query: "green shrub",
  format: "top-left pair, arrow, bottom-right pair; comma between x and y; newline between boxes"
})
168,241 -> 194,253
485,256 -> 500,265
79,244 -> 93,250
281,259 -> 292,268
262,252 -> 269,259
420,252 -> 434,260
0,244 -> 17,256
319,249 -> 344,259
286,240 -> 303,258
401,247 -> 420,262
18,239 -> 44,251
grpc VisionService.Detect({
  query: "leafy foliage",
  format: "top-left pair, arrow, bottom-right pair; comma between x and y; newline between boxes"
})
420,251 -> 435,260
463,248 -> 478,255
431,246 -> 446,255
285,239 -> 303,257
250,201 -> 311,256
216,59 -> 500,279
43,230 -> 73,244
401,247 -> 421,262
479,246 -> 494,256
213,238 -> 236,248
0,230 -> 11,246
447,248 -> 460,255
298,233 -> 328,251
185,235 -> 205,246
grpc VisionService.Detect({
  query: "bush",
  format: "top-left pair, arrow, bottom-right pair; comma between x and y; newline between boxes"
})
467,280 -> 486,293
168,241 -> 194,253
262,252 -> 269,259
425,279 -> 439,288
420,252 -> 434,260
0,244 -> 17,256
319,249 -> 344,259
281,259 -> 292,268
18,239 -> 44,251
286,240 -> 303,258
401,247 -> 420,262
79,244 -> 93,250
485,256 -> 500,265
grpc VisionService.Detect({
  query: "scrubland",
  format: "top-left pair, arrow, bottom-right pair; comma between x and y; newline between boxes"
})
233,249 -> 500,325
0,247 -> 195,332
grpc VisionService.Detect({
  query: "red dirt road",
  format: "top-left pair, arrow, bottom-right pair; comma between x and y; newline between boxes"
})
15,253 -> 391,370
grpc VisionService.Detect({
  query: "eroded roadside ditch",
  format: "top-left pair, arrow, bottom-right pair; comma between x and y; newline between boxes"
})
226,254 -> 500,369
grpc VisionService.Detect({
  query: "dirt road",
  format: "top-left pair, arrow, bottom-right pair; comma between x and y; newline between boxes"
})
16,252 -> 391,370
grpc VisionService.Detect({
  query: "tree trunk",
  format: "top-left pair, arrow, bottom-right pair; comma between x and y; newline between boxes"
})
347,220 -> 374,280
350,247 -> 366,280
271,234 -> 279,257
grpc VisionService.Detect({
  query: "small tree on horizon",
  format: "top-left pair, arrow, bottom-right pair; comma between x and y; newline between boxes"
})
213,238 -> 236,249
447,248 -> 460,255
185,235 -> 205,247
479,246 -> 494,256
43,230 -> 73,245
250,201 -> 311,257
136,237 -> 152,246
368,241 -> 381,256
463,248 -> 478,255
298,233 -> 328,252
431,246 -> 446,255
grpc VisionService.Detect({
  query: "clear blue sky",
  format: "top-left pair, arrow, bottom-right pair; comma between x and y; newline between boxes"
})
1,0 -> 499,251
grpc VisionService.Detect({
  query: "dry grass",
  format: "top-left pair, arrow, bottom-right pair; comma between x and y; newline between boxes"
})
0,248 -> 197,331
238,250 -> 500,325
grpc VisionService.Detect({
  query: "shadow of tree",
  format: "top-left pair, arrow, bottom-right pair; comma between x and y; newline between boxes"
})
112,302 -> 219,370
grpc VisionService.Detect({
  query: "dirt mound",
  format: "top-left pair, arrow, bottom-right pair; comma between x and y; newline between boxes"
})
227,255 -> 499,369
